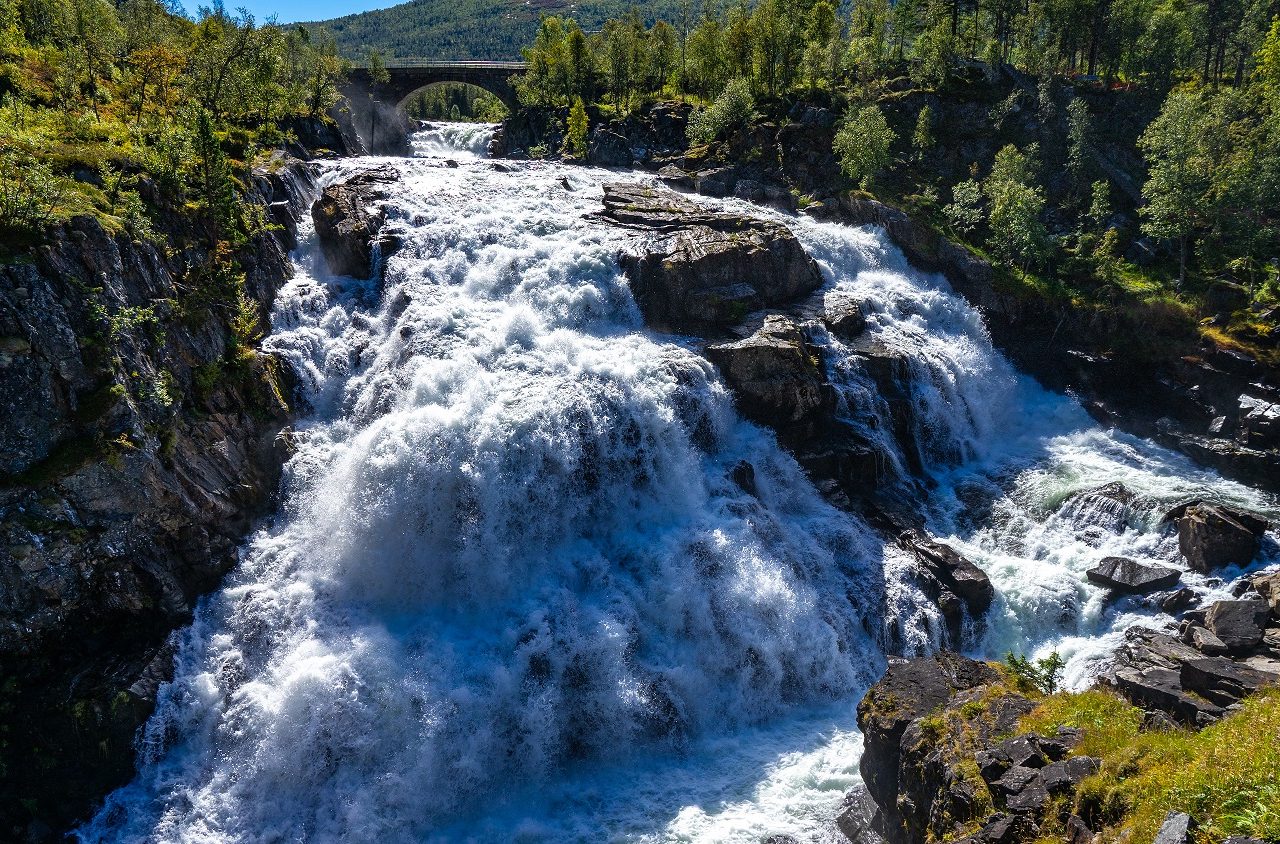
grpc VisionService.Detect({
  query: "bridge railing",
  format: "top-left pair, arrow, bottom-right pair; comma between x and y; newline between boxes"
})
349,59 -> 528,70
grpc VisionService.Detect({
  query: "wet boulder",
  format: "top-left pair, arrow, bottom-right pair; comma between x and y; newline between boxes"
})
704,315 -> 828,427
1164,500 -> 1268,572
1086,557 -> 1181,594
823,292 -> 867,340
899,530 -> 995,643
601,183 -> 822,332
1204,599 -> 1270,652
311,167 -> 396,278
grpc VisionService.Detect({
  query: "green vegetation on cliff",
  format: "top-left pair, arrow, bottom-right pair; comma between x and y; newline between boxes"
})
1024,687 -> 1280,842
513,1 -> 1280,357
0,0 -> 346,248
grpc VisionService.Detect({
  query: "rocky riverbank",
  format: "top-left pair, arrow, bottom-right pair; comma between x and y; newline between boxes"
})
0,155 -> 320,839
846,556 -> 1279,844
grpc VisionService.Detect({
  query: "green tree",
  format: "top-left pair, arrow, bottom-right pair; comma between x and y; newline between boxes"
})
566,95 -> 588,158
834,103 -> 896,189
687,76 -> 754,144
984,144 -> 1049,271
944,177 -> 984,234
912,103 -> 935,160
1138,88 -> 1211,287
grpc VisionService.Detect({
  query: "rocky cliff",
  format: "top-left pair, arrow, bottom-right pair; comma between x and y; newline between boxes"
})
0,156 -> 315,840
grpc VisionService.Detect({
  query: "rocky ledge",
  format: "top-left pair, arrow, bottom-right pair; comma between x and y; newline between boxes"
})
598,183 -> 822,332
595,182 -> 993,650
846,564 -> 1280,844
312,165 -> 400,278
0,157 -> 313,839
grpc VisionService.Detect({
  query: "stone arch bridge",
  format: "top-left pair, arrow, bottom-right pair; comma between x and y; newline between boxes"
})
344,60 -> 528,111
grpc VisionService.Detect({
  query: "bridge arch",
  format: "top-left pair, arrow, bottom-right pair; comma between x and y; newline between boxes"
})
343,61 -> 527,112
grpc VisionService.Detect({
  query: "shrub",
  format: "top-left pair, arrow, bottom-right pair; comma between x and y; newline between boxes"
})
1004,650 -> 1065,694
686,77 -> 754,145
0,149 -> 66,237
944,178 -> 984,235
565,96 -> 588,159
833,103 -> 895,190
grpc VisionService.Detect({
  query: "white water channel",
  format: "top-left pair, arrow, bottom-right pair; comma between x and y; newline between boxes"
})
81,124 -> 1278,843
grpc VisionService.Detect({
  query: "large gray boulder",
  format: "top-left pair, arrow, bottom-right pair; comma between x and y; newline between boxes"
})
1164,500 -> 1268,572
1204,599 -> 1270,652
704,315 -> 827,427
1086,556 -> 1181,594
601,183 -> 823,332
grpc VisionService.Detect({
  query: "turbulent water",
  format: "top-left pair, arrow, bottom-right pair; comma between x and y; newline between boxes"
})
83,124 -> 1278,843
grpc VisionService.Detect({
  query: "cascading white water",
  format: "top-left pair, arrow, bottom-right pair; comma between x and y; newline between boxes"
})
82,123 -> 1277,843
785,213 -> 1279,687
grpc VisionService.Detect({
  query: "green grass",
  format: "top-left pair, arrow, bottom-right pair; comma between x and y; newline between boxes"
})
1021,687 -> 1280,843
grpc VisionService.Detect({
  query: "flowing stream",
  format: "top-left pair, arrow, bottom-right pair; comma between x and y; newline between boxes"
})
82,124 -> 1278,843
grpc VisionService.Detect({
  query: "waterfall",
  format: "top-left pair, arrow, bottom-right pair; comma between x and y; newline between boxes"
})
81,124 -> 1277,843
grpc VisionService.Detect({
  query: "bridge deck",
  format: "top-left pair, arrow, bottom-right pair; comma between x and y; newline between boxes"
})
351,60 -> 527,70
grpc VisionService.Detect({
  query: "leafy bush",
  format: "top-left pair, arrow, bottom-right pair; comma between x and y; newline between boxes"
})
0,149 -> 66,237
1004,649 -> 1065,694
834,103 -> 895,189
944,179 -> 984,235
686,77 -> 754,146
565,96 -> 588,159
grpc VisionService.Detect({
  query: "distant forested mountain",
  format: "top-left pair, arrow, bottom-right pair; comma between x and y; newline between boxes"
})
302,0 -> 686,61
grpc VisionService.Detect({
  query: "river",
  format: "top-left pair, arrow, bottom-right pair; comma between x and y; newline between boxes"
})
79,123 -> 1278,843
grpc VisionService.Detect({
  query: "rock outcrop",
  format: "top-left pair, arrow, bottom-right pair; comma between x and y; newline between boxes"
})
1104,573 -> 1280,727
312,166 -> 398,278
851,653 -> 1102,844
0,159 -> 312,839
899,530 -> 995,642
704,315 -> 829,427
1163,500 -> 1268,572
599,183 -> 823,332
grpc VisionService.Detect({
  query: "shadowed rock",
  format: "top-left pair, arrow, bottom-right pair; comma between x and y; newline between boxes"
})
1086,556 -> 1181,594
1163,500 -> 1268,572
599,183 -> 822,332
312,166 -> 397,278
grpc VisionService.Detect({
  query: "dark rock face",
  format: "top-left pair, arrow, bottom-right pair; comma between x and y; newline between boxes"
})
855,653 -> 1001,841
1164,500 -> 1268,572
899,530 -> 995,642
853,653 -> 1105,844
1085,556 -> 1181,594
311,166 -> 398,278
599,183 -> 823,332
0,161 -> 310,838
1204,599 -> 1270,652
705,315 -> 828,427
823,293 -> 867,340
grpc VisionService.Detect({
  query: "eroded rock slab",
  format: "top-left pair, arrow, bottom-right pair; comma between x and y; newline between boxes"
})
312,166 -> 397,278
600,183 -> 822,332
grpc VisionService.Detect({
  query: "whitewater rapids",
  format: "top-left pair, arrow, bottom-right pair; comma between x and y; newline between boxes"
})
82,124 -> 1277,843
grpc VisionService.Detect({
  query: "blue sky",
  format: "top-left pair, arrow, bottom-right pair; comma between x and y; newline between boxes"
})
234,0 -> 401,24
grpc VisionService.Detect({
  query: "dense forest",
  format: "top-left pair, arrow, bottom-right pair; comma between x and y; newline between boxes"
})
515,1 -> 1280,355
0,0 -> 347,250
303,0 -> 686,62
